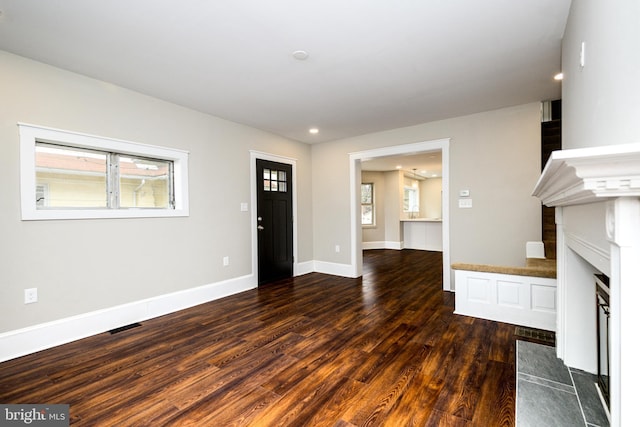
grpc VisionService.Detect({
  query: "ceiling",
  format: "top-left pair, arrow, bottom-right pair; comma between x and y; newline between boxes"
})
362,151 -> 442,179
0,1 -> 571,144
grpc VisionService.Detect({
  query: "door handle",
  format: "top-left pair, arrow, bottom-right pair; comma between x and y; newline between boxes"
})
257,225 -> 264,230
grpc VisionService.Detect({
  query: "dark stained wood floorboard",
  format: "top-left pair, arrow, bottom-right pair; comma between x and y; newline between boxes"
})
0,249 -> 518,426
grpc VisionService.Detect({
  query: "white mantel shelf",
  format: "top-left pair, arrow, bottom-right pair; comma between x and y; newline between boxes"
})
532,142 -> 640,207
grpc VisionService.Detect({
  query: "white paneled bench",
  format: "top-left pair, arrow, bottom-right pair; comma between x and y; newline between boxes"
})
452,260 -> 557,331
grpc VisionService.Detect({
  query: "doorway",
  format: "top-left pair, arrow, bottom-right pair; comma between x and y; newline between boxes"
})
349,138 -> 451,290
256,158 -> 294,285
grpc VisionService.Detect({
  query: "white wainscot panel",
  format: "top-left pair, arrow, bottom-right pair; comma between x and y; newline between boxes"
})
467,277 -> 491,303
497,280 -> 526,308
531,283 -> 557,312
454,269 -> 556,331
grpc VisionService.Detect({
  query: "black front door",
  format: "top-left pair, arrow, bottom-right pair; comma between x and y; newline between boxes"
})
256,159 -> 293,285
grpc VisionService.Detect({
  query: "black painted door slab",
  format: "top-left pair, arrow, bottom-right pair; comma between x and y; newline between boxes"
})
256,159 -> 293,285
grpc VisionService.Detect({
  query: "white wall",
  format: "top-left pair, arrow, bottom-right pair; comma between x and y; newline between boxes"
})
312,102 -> 543,268
0,51 -> 313,334
562,0 -> 640,150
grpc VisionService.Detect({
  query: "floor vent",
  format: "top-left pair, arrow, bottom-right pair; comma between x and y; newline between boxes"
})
109,322 -> 142,335
514,326 -> 555,345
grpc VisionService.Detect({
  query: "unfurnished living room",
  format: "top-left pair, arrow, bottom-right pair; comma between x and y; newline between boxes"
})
1,1 -> 639,426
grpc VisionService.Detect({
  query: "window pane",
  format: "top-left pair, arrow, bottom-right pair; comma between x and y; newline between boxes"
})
271,170 -> 278,181
278,170 -> 286,181
271,180 -> 278,191
279,182 -> 286,192
119,156 -> 172,208
35,143 -> 107,208
403,187 -> 419,212
361,183 -> 372,204
263,168 -> 271,180
264,179 -> 271,191
362,205 -> 373,225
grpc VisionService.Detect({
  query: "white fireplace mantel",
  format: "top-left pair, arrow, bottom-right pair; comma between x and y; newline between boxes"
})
532,142 -> 640,207
532,142 -> 640,427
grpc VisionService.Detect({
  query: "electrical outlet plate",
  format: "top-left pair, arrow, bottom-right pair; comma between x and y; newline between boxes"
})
24,288 -> 38,304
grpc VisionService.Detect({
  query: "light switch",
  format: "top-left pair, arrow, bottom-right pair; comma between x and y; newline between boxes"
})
459,189 -> 470,197
458,198 -> 473,208
240,202 -> 248,212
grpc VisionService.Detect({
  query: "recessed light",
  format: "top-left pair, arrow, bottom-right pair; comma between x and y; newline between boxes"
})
292,50 -> 309,60
396,165 -> 402,169
309,128 -> 319,134
554,72 -> 563,81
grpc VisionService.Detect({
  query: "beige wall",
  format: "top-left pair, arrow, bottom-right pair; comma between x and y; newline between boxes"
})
0,51 -> 313,332
312,102 -> 542,267
562,0 -> 640,150
421,178 -> 442,219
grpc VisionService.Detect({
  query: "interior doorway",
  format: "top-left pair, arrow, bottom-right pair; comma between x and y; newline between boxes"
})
349,138 -> 451,290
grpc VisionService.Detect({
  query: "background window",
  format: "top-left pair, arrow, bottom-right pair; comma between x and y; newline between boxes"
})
361,182 -> 374,225
20,123 -> 188,220
403,186 -> 419,213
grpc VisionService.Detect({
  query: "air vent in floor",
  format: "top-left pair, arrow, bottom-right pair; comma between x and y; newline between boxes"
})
109,322 -> 142,334
514,326 -> 555,345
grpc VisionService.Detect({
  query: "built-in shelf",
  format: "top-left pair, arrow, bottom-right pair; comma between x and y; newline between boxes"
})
532,142 -> 640,207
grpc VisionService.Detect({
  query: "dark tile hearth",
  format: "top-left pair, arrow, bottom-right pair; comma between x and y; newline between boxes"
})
516,340 -> 609,427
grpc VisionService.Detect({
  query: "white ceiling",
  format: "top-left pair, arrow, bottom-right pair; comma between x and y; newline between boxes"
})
0,0 -> 571,144
362,151 -> 442,179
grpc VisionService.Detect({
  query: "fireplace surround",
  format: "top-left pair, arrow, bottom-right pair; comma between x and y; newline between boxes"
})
533,142 -> 640,426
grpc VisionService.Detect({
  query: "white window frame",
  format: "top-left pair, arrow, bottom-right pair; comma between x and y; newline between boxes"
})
19,123 -> 189,220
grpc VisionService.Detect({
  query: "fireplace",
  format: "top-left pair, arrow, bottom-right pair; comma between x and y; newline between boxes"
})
532,142 -> 640,426
595,273 -> 610,407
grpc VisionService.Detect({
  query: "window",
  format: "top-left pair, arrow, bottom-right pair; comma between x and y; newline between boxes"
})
263,168 -> 287,192
403,186 -> 419,213
361,182 -> 374,226
20,123 -> 189,220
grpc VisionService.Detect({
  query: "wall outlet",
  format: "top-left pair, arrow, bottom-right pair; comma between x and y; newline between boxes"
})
223,256 -> 229,267
24,288 -> 38,304
335,245 -> 341,253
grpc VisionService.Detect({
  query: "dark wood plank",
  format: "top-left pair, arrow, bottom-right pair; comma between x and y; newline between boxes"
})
0,249 -> 519,426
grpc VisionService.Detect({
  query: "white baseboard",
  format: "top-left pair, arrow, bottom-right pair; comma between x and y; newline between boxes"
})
0,274 -> 255,363
362,241 -> 403,250
313,260 -> 359,278
294,260 -> 314,276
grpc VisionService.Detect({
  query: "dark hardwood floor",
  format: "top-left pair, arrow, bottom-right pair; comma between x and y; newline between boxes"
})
0,250 -> 518,426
